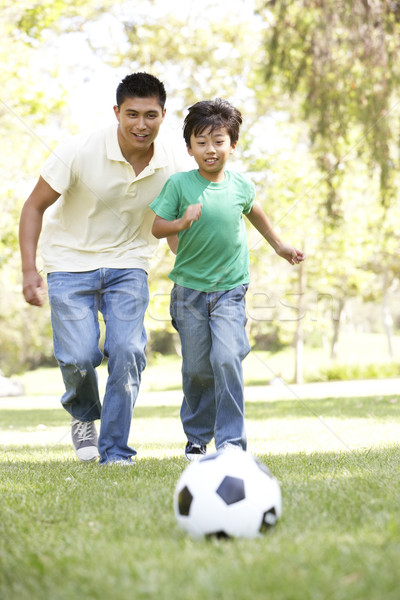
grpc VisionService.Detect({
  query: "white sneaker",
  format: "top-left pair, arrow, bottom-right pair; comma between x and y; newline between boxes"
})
105,459 -> 136,466
71,417 -> 98,462
221,444 -> 244,452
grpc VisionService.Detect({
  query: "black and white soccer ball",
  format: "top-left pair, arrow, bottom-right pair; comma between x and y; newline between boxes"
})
173,448 -> 282,539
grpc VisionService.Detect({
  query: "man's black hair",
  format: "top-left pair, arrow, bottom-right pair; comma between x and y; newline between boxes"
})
116,72 -> 167,109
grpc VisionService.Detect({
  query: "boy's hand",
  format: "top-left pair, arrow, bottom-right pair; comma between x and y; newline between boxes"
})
276,244 -> 305,265
180,204 -> 202,231
152,205 -> 202,239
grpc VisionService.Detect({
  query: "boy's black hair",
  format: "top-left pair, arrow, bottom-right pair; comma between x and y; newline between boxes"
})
116,72 -> 167,109
183,98 -> 242,146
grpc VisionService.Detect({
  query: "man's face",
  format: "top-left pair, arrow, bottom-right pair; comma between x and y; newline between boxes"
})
114,96 -> 166,153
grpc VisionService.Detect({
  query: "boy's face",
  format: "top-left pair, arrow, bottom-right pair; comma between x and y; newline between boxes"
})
187,126 -> 236,182
114,96 -> 166,154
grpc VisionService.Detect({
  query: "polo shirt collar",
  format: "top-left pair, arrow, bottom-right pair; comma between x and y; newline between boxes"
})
105,124 -> 169,169
106,125 -> 125,162
149,136 -> 169,169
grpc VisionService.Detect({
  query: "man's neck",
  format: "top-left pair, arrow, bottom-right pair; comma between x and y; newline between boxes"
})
117,131 -> 154,176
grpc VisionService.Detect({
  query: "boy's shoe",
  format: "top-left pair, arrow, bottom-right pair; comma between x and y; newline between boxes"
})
185,441 -> 207,462
71,417 -> 98,462
220,443 -> 244,453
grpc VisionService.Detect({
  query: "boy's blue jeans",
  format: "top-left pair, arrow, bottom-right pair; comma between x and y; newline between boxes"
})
47,268 -> 149,464
170,283 -> 251,451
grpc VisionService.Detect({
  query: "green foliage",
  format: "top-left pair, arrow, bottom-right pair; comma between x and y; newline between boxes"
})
318,361 -> 400,382
0,0 -> 122,375
2,0 -> 400,377
261,0 -> 400,210
16,0 -> 98,40
0,282 -> 55,376
110,2 -> 264,116
255,0 -> 400,363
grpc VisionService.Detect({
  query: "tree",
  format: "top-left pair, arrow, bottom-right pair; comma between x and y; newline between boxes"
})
258,0 -> 400,362
0,0 -> 118,374
261,0 -> 400,204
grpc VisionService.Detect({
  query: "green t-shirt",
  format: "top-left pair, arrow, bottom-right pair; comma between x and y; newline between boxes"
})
150,169 -> 255,292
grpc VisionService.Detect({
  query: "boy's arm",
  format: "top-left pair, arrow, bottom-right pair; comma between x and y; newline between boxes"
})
152,204 -> 202,239
245,202 -> 305,265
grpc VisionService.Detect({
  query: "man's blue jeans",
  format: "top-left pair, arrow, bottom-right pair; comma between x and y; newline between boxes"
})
170,284 -> 251,451
47,268 -> 149,464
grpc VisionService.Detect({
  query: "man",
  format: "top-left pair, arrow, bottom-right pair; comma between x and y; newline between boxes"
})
19,72 -> 190,465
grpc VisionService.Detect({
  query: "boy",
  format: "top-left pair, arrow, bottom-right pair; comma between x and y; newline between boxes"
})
151,98 -> 305,460
19,72 -> 190,465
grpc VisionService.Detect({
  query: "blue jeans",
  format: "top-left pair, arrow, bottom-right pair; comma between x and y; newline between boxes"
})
47,268 -> 149,464
170,284 -> 250,450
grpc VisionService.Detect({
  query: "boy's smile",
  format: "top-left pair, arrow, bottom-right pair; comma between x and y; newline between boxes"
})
187,126 -> 236,182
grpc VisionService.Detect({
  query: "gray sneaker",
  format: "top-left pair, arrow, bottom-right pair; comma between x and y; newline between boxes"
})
71,417 -> 98,462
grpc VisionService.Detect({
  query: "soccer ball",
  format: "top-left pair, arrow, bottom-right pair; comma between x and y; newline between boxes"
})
173,448 -> 282,538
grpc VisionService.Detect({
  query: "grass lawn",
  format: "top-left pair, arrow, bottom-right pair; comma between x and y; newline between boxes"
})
1,379 -> 400,600
17,332 -> 400,397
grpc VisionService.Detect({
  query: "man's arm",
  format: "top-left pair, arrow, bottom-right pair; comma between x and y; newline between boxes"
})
245,202 -> 305,265
166,236 -> 179,255
19,176 -> 60,306
152,203 -> 202,239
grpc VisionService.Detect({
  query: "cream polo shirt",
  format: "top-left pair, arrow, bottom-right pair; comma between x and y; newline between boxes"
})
40,124 -> 190,273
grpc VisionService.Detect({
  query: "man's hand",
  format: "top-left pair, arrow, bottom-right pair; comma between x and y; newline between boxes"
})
19,176 -> 60,306
22,270 -> 47,306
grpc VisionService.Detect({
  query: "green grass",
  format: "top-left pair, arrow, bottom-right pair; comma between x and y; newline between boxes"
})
1,386 -> 400,600
17,331 -> 400,397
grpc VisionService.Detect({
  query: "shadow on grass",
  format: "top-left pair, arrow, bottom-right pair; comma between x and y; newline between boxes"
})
1,394 -> 400,431
0,449 -> 187,479
1,443 -> 399,473
135,394 -> 400,421
0,408 -> 70,429
256,444 -> 400,477
244,395 -> 400,420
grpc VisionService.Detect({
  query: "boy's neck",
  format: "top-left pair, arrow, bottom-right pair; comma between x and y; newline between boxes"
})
197,168 -> 226,183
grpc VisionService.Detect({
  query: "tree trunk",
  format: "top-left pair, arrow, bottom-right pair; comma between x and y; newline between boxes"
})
382,269 -> 394,358
294,259 -> 306,384
330,297 -> 345,360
